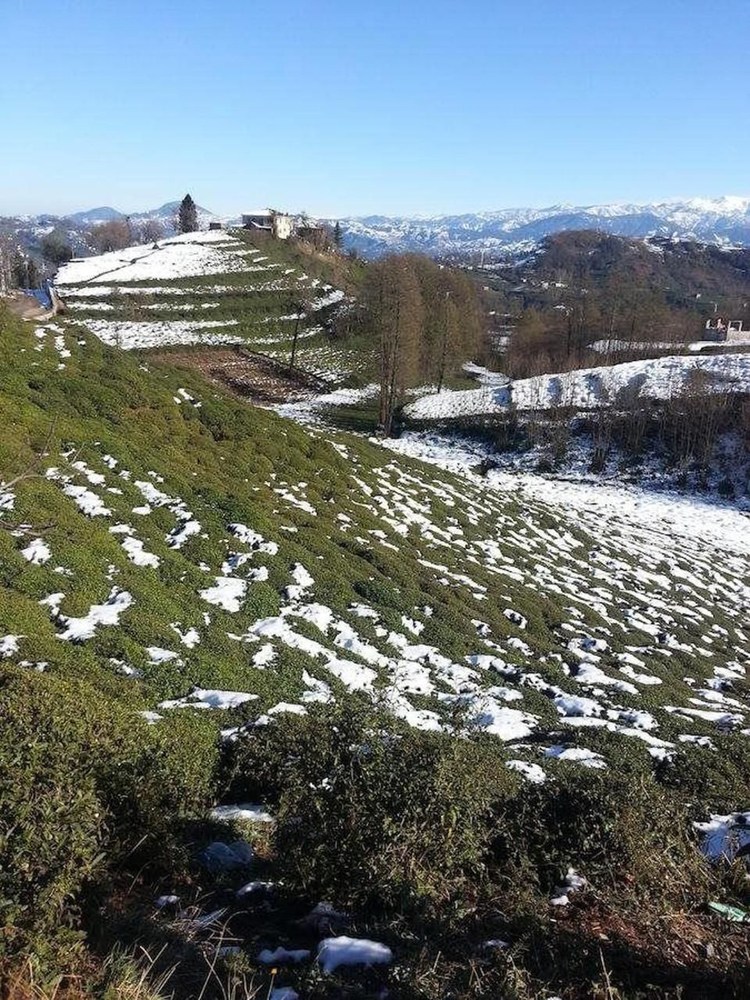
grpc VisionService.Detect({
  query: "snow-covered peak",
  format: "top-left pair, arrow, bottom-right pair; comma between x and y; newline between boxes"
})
338,196 -> 750,258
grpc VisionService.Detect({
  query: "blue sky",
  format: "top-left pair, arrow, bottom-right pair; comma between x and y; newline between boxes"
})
2,0 -> 748,217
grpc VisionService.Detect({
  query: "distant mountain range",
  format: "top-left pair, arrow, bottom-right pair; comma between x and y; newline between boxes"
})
0,201 -> 230,267
338,196 -> 750,259
3,196 -> 750,266
64,200 -> 227,230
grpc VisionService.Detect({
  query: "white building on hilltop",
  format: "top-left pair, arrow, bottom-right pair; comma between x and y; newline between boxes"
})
241,210 -> 295,239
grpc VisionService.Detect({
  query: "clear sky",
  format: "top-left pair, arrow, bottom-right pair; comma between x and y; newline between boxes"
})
2,0 -> 748,218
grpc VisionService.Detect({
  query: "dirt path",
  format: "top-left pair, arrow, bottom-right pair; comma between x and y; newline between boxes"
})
148,346 -> 328,405
4,288 -> 63,322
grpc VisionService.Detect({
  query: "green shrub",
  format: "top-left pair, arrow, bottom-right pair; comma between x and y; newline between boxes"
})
0,668 -> 219,955
225,703 -> 517,916
490,766 -> 709,906
657,737 -> 750,814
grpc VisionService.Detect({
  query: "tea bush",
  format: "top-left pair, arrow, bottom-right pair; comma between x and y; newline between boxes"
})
490,764 -> 710,906
225,703 -> 519,916
0,667 -> 219,955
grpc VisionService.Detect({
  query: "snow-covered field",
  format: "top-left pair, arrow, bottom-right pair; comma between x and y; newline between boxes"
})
54,230 -> 351,362
406,354 -> 750,420
380,430 -> 750,558
55,231 -> 249,285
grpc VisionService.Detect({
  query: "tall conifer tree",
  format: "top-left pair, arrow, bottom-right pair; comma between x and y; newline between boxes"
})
177,194 -> 198,233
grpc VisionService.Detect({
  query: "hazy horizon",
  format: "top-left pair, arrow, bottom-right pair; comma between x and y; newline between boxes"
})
7,192 -> 750,223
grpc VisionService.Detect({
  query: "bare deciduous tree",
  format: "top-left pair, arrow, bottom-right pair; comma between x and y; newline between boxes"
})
91,220 -> 131,253
364,256 -> 423,437
138,219 -> 165,244
288,296 -> 311,373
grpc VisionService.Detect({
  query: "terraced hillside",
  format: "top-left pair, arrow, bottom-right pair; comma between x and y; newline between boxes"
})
55,229 -> 366,383
3,307 -> 748,748
3,301 -> 750,997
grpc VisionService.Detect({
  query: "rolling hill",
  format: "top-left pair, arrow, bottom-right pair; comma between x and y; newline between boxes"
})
3,232 -> 750,998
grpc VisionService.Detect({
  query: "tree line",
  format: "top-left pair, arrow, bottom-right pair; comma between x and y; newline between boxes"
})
90,194 -> 199,253
502,288 -> 709,380
342,254 -> 483,435
482,369 -> 749,494
0,232 -> 72,291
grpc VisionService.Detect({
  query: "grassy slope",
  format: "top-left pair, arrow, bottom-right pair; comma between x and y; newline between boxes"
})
3,302 -> 750,998
1,303 -> 749,755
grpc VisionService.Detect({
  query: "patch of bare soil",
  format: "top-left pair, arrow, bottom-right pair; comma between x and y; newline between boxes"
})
553,899 -> 750,996
4,291 -> 49,321
148,346 -> 328,404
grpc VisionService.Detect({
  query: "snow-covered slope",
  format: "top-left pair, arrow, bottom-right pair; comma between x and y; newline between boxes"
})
340,196 -> 750,258
406,355 -> 750,421
53,230 -> 351,376
55,230 -> 247,286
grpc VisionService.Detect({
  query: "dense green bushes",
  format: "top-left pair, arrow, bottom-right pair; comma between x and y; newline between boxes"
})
491,767 -> 710,904
222,705 -> 724,927
225,704 -> 518,915
658,736 -> 750,814
0,667 -> 219,956
1,678 -> 744,995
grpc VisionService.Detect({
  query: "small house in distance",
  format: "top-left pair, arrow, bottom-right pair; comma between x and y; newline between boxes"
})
703,317 -> 748,343
241,210 -> 294,240
296,221 -> 330,250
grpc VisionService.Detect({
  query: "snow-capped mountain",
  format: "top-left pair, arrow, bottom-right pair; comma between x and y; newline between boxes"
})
6,195 -> 750,267
0,201 -> 236,268
66,201 -> 229,231
339,196 -> 750,259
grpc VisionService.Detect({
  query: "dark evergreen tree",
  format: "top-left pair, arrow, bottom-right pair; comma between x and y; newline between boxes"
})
40,234 -> 73,266
12,253 -> 40,288
177,193 -> 198,234
333,221 -> 343,250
